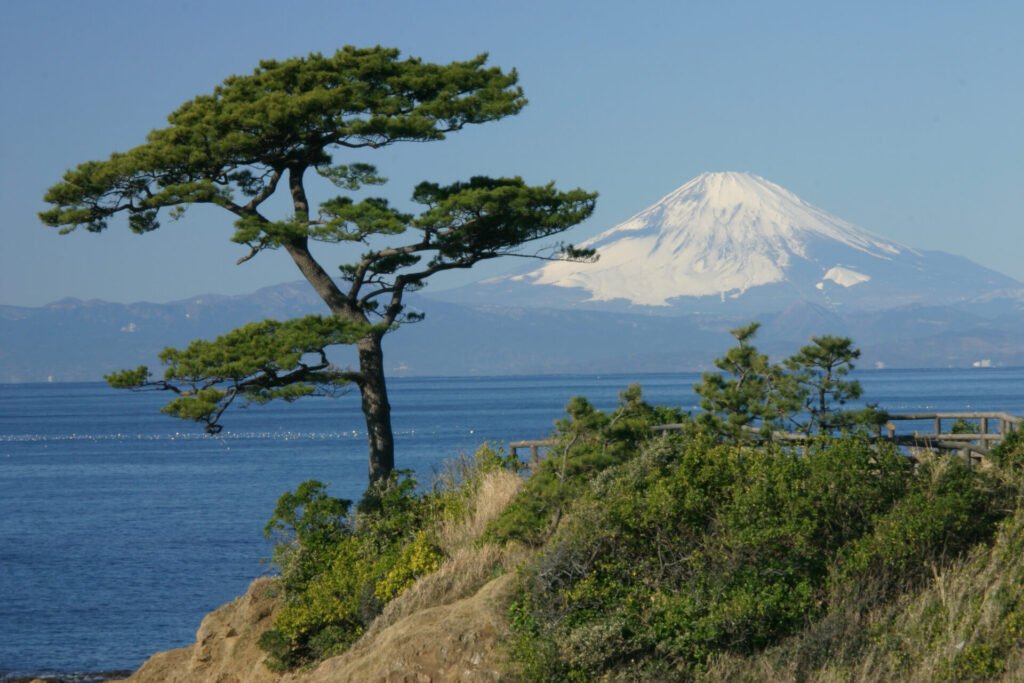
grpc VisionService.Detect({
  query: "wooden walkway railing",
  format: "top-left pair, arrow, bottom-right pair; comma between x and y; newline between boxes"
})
508,439 -> 554,464
510,412 -> 1022,466
880,412 -> 1021,463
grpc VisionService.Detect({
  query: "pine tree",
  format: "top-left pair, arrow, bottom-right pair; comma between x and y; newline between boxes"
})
42,47 -> 597,485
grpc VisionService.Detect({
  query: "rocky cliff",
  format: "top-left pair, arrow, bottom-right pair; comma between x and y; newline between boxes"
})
110,573 -> 516,683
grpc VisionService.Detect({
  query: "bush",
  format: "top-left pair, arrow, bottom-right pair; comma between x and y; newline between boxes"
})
833,457 -> 1012,610
259,446 -> 525,672
506,430 -> 1010,681
259,471 -> 434,671
485,385 -> 685,546
263,480 -> 352,593
990,427 -> 1024,473
374,530 -> 444,602
265,531 -> 388,669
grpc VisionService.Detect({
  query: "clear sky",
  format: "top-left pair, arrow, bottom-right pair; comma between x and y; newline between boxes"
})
2,0 -> 1022,306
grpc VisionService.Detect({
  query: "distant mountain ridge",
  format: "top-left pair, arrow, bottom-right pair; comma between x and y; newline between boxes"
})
3,282 -> 1024,383
4,172 -> 1023,382
0,283 -> 325,383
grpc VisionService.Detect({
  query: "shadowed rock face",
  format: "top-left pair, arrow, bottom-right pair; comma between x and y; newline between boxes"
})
111,574 -> 516,683
109,577 -> 280,683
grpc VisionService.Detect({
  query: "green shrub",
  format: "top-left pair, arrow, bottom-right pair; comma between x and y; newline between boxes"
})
506,592 -> 570,681
990,427 -> 1024,473
485,385 -> 685,546
951,418 -> 981,434
263,480 -> 353,593
267,531 -> 388,668
505,431 -> 1003,681
259,470 -> 436,671
942,642 -> 1006,682
834,458 -> 1011,609
374,530 -> 444,602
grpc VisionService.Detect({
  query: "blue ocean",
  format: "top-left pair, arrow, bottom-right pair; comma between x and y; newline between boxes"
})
2,370 -> 1023,680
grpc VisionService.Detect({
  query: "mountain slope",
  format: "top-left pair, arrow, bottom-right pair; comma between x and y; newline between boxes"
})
529,171 -> 903,304
444,172 -> 1020,312
4,173 -> 1023,381
0,283 -> 325,382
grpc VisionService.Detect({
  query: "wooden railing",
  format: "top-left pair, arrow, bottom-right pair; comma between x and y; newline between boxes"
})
508,439 -> 554,464
880,412 -> 1021,463
885,412 -> 1021,437
510,412 -> 1021,466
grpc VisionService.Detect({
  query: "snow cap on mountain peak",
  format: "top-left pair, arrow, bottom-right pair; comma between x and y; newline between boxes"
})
668,171 -> 804,207
519,171 -> 907,306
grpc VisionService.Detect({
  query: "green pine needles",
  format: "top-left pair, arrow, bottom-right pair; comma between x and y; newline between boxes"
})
106,315 -> 367,434
45,46 -> 597,483
695,323 -> 886,440
39,47 -> 528,235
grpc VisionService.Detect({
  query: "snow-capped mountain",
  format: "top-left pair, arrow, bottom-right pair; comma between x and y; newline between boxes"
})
525,172 -> 905,305
6,173 -> 1023,382
449,172 -> 1020,312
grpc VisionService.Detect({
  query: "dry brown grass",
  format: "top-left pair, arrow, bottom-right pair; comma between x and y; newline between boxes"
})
849,508 -> 1024,683
437,467 -> 524,553
357,467 -> 528,644
704,506 -> 1024,683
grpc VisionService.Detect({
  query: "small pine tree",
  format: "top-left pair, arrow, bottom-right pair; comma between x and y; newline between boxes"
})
694,323 -> 801,440
695,325 -> 885,439
785,335 -> 886,434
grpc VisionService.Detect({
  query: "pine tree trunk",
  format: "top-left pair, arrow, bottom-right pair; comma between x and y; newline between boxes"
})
357,333 -> 395,486
282,235 -> 397,486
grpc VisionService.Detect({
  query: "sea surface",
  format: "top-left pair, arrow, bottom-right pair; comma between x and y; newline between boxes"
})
2,369 -> 1023,680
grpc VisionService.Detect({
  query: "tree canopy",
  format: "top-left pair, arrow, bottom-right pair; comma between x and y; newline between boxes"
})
695,324 -> 885,439
106,315 -> 369,434
40,46 -> 527,236
42,46 -> 597,486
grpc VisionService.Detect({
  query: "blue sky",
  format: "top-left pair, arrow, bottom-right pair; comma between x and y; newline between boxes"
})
2,0 -> 1022,306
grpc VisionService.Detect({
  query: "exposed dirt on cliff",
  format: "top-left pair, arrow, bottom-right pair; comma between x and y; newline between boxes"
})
298,573 -> 515,683
110,571 -> 516,683
109,577 -> 280,683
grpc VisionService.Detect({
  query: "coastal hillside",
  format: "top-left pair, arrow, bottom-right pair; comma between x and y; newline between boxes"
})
110,458 -> 529,683
109,573 -> 517,683
107,379 -> 1024,682
107,437 -> 1024,682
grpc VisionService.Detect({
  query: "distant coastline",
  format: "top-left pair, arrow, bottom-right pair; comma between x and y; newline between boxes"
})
2,670 -> 131,683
